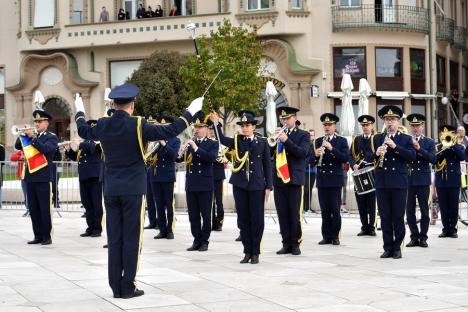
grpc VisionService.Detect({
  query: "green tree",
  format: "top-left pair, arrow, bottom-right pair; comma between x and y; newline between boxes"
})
128,50 -> 188,117
180,19 -> 264,124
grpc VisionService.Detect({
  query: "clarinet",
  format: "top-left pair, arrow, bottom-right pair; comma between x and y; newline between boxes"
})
317,136 -> 327,167
378,131 -> 391,168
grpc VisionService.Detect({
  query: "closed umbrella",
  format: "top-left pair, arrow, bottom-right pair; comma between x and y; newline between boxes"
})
358,78 -> 371,117
265,81 -> 278,137
340,74 -> 355,137
33,90 -> 45,110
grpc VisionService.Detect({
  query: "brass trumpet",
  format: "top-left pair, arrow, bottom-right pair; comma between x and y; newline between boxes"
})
267,125 -> 288,147
11,125 -> 36,136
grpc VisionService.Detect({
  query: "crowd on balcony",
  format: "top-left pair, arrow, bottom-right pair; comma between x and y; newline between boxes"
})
114,4 -> 180,21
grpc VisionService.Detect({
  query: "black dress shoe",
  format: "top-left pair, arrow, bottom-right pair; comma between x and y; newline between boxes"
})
368,230 -> 377,236
113,293 -> 121,298
318,239 -> 332,245
276,246 -> 291,254
392,250 -> 402,259
90,233 -> 101,237
103,244 -> 108,248
419,240 -> 428,248
166,232 -> 174,239
122,289 -> 144,299
357,231 -> 367,236
187,244 -> 200,251
41,239 -> 52,245
450,233 -> 458,238
154,232 -> 167,239
406,239 -> 419,247
27,238 -> 42,244
380,251 -> 393,258
144,224 -> 156,230
332,239 -> 340,245
235,235 -> 242,242
81,213 -> 86,218
240,254 -> 251,264
250,255 -> 259,264
291,246 -> 301,255
80,232 -> 92,237
212,225 -> 222,232
198,244 -> 208,252
439,232 -> 448,238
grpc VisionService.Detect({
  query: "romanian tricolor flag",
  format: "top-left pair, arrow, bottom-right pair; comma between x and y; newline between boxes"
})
276,141 -> 290,183
19,135 -> 48,174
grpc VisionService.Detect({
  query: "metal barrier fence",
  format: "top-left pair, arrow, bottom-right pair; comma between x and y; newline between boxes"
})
1,161 -> 360,215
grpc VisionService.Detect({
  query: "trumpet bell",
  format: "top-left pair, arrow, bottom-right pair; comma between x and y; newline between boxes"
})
440,130 -> 455,148
11,125 -> 35,136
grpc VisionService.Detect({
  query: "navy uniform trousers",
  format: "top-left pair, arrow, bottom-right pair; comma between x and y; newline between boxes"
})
355,191 -> 376,233
318,187 -> 342,239
406,186 -> 430,240
187,191 -> 213,246
438,188 -> 460,234
81,178 -> 103,234
275,185 -> 304,246
376,188 -> 407,251
27,182 -> 53,241
146,169 -> 157,226
212,179 -> 225,228
105,195 -> 144,296
152,182 -> 175,235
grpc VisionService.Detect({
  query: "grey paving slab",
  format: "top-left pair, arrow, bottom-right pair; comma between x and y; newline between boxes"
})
0,210 -> 467,311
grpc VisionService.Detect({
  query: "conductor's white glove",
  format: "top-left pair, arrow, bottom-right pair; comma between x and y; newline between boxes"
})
186,97 -> 204,116
75,93 -> 85,114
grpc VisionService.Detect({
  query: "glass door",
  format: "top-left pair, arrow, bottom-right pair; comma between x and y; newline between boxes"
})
382,0 -> 396,23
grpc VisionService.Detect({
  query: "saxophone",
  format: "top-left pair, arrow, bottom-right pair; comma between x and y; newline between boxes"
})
378,132 -> 391,168
317,136 -> 327,167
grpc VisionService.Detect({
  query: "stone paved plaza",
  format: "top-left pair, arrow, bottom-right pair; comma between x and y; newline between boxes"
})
1,210 -> 468,312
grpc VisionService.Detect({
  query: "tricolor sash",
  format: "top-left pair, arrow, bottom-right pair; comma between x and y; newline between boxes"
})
19,135 -> 48,173
276,141 -> 290,183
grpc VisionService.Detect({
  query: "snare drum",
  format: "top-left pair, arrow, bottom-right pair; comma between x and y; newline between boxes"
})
352,166 -> 375,195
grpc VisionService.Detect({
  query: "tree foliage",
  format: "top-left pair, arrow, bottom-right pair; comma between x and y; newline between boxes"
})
180,19 -> 264,124
128,50 -> 188,117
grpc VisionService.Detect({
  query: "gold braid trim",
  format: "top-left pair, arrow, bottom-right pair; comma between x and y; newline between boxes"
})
351,136 -> 361,161
231,133 -> 249,173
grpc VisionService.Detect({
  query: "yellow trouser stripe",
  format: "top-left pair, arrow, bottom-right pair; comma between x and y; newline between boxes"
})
298,186 -> 304,244
101,190 -> 106,230
171,183 -> 176,232
49,182 -> 54,238
136,195 -> 145,272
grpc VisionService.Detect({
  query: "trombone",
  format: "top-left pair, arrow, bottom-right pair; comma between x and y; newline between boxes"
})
436,130 -> 456,155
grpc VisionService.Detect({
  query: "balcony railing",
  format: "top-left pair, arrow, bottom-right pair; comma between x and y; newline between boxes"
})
332,4 -> 429,34
436,15 -> 454,43
454,26 -> 467,51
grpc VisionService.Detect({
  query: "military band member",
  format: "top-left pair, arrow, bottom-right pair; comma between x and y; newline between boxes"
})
144,116 -> 158,230
313,113 -> 349,246
75,83 -> 203,299
372,105 -> 415,259
435,125 -> 465,238
210,110 -> 272,264
207,120 -> 226,232
349,115 -> 377,236
178,112 -> 218,252
65,125 -> 104,237
150,115 -> 181,240
273,107 -> 310,255
405,114 -> 436,248
15,110 -> 59,245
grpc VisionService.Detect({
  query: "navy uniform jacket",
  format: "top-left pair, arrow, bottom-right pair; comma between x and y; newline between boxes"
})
271,127 -> 310,187
76,110 -> 192,196
371,132 -> 416,189
216,125 -> 272,191
149,137 -> 181,183
435,143 -> 465,188
178,137 -> 218,192
408,137 -> 436,186
15,132 -> 59,183
349,134 -> 374,168
65,141 -> 102,181
313,135 -> 349,188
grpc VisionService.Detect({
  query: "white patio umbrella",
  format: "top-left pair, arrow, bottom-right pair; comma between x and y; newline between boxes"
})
340,74 -> 355,137
358,78 -> 371,117
265,81 -> 278,137
33,90 -> 45,110
104,87 -> 112,111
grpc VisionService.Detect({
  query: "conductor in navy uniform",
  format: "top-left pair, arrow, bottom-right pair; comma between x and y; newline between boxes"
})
435,125 -> 466,238
349,115 -> 377,236
273,107 -> 310,256
313,113 -> 349,246
74,83 -> 203,299
150,115 -> 181,240
372,105 -> 415,259
15,110 -> 59,245
405,114 -> 436,248
210,110 -> 272,264
178,112 -> 218,252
